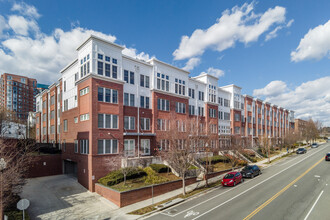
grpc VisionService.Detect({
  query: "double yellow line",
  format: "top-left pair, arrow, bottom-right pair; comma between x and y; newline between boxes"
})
243,157 -> 324,220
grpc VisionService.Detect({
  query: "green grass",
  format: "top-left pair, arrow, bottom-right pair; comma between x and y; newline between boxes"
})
4,210 -> 30,220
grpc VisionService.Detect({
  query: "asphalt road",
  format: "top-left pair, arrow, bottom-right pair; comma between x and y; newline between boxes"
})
145,142 -> 330,220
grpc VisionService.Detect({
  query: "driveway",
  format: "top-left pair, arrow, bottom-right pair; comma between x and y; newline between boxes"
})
21,175 -> 118,220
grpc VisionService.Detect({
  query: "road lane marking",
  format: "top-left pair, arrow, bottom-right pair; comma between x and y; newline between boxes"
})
184,210 -> 199,218
304,190 -> 324,220
314,175 -> 320,178
183,145 -> 327,220
243,157 -> 324,220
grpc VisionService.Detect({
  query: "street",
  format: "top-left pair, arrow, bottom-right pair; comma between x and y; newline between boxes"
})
145,142 -> 330,220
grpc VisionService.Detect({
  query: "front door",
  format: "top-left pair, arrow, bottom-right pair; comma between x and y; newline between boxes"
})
141,139 -> 150,155
124,139 -> 135,156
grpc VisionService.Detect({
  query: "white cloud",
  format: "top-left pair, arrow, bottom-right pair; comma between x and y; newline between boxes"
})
0,2 -> 150,84
253,77 -> 330,126
122,47 -> 153,61
11,2 -> 40,18
253,80 -> 287,97
182,57 -> 200,71
173,3 -> 288,60
291,20 -> 330,62
201,67 -> 224,78
8,15 -> 39,36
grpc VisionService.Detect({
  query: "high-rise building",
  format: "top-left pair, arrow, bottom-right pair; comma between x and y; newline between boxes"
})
0,73 -> 38,119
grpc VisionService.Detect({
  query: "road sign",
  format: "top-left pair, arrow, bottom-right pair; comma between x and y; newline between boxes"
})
17,199 -> 30,210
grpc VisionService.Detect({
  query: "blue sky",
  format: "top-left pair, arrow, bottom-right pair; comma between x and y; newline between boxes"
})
0,0 -> 330,125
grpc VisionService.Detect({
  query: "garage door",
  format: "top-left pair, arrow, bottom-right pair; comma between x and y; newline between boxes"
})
63,160 -> 77,178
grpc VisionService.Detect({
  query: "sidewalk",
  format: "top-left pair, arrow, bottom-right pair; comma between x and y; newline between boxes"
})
254,151 -> 290,168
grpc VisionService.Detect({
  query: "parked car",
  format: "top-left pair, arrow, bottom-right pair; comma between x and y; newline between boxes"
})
325,153 -> 330,161
221,172 -> 243,186
311,143 -> 318,148
296,148 -> 307,154
241,165 -> 261,178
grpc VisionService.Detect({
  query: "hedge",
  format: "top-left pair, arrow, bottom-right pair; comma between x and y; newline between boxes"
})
200,155 -> 229,164
98,167 -> 147,187
143,167 -> 168,184
149,164 -> 171,173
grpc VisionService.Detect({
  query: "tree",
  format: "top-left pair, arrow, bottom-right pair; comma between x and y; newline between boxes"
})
303,119 -> 320,144
158,117 -> 200,196
283,130 -> 299,152
260,133 -> 271,163
0,138 -> 36,220
225,135 -> 245,169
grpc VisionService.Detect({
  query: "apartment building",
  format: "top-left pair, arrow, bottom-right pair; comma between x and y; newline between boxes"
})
294,118 -> 307,137
0,73 -> 38,119
35,35 -> 294,191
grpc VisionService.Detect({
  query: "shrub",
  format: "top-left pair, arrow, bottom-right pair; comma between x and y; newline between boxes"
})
149,164 -> 171,173
144,167 -> 167,184
200,155 -> 229,164
242,153 -> 257,163
98,167 -> 147,187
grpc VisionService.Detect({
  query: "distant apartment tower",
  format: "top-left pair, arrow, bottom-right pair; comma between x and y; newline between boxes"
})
0,73 -> 38,119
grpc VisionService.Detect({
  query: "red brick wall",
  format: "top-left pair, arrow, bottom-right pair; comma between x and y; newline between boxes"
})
27,155 -> 62,178
95,176 -> 197,207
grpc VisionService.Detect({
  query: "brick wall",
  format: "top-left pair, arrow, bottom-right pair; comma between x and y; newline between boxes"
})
27,154 -> 62,178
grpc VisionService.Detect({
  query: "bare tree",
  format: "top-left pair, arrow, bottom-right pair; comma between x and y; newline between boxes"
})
303,119 -> 320,144
260,133 -> 271,163
0,138 -> 36,219
283,130 -> 299,152
225,135 -> 245,169
158,117 -> 199,196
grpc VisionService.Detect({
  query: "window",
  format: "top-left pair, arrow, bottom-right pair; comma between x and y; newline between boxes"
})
157,98 -> 170,111
140,118 -> 150,130
209,109 -> 216,118
50,125 -> 55,134
224,99 -> 229,107
50,96 -> 55,105
199,91 -> 204,101
124,70 -> 129,83
140,96 -> 150,108
80,87 -> 89,96
175,78 -> 186,95
234,127 -> 240,134
80,139 -> 89,154
130,71 -> 134,84
112,65 -> 117,79
218,111 -> 223,120
156,73 -> 169,91
21,78 -> 26,83
98,139 -> 118,154
175,102 -> 186,114
224,112 -> 230,120
210,124 -> 217,134
124,93 -> 135,106
189,105 -> 195,115
50,110 -> 55,119
176,121 -> 186,132
98,87 -> 118,104
64,81 -> 66,92
105,63 -> 111,77
141,139 -> 150,155
157,119 -> 169,131
112,58 -> 117,64
80,113 -> 89,121
42,100 -> 46,109
74,117 -> 78,123
198,107 -> 204,116
188,88 -> 195,99
235,113 -> 240,121
98,53 -> 103,60
74,140 -> 78,153
98,114 -> 118,129
63,120 -> 68,132
98,61 -> 103,75
140,75 -> 150,88
124,116 -> 135,130
158,139 -> 169,151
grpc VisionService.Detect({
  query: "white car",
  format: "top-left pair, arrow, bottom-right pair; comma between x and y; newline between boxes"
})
311,143 -> 318,148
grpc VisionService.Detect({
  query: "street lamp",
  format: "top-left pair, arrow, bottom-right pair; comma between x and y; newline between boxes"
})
0,158 -> 6,220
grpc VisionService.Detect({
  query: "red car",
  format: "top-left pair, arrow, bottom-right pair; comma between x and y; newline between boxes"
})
221,172 -> 244,187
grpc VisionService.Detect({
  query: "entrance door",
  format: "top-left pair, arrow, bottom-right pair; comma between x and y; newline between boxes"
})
124,139 -> 135,156
141,139 -> 150,155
